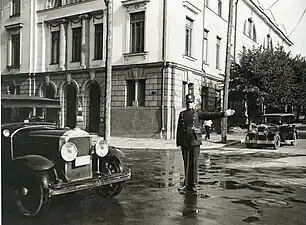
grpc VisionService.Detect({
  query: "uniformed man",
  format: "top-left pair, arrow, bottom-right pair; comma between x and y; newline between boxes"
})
176,93 -> 235,193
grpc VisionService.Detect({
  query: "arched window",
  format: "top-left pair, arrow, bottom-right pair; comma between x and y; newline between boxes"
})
243,18 -> 257,42
264,34 -> 273,49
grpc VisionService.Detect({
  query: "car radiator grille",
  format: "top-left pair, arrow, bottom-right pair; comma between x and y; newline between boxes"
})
69,137 -> 91,156
65,137 -> 92,181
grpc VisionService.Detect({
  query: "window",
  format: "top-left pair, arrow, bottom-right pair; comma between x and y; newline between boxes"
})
72,27 -> 81,62
182,82 -> 194,107
202,86 -> 208,110
218,0 -> 222,17
12,0 -> 20,16
266,34 -> 273,49
203,30 -> 209,64
185,17 -> 193,57
130,12 -> 145,53
126,80 -> 146,106
216,37 -> 221,69
247,19 -> 252,37
11,34 -> 20,66
182,81 -> 187,107
94,24 -> 103,60
51,31 -> 60,64
54,0 -> 62,7
252,25 -> 257,42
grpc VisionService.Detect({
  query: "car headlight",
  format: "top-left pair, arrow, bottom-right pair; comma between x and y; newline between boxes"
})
61,142 -> 78,162
95,139 -> 109,157
251,129 -> 257,134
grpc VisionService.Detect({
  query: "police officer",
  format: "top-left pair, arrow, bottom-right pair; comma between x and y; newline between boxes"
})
176,93 -> 235,193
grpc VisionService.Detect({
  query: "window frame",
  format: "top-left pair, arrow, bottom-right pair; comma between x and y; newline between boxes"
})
216,36 -> 221,70
203,29 -> 209,64
11,0 -> 20,16
71,27 -> 82,62
11,33 -> 20,66
217,0 -> 222,17
185,17 -> 193,57
130,11 -> 145,53
51,31 -> 60,65
126,79 -> 146,107
94,23 -> 103,60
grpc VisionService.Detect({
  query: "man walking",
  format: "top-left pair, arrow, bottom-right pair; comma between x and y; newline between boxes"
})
176,93 -> 235,194
204,120 -> 213,140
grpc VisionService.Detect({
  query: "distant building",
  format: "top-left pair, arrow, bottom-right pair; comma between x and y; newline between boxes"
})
0,0 -> 293,138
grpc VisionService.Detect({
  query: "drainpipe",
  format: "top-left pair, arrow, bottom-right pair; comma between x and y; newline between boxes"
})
160,0 -> 167,138
201,0 -> 207,97
28,0 -> 34,96
233,0 -> 239,62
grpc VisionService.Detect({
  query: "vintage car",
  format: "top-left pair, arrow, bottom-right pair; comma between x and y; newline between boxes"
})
245,113 -> 298,149
1,94 -> 131,216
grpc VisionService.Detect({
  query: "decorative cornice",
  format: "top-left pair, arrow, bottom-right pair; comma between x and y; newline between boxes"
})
121,0 -> 150,7
4,23 -> 23,30
183,1 -> 201,15
121,0 -> 150,11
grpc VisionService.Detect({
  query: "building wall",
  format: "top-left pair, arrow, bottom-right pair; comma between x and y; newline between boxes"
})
1,0 -> 293,138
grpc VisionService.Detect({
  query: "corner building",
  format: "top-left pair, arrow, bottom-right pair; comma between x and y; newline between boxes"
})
1,0 -> 292,138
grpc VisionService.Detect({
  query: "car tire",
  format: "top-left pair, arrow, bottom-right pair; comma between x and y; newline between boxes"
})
97,157 -> 125,198
291,132 -> 297,146
273,134 -> 281,150
14,173 -> 47,216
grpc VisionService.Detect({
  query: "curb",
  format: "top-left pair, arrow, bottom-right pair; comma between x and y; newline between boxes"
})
112,140 -> 242,151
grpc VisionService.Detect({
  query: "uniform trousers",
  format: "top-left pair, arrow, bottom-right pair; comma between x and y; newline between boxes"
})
181,145 -> 200,191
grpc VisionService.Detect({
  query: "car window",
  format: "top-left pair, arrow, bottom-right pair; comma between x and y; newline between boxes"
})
1,107 -> 59,124
262,117 -> 282,125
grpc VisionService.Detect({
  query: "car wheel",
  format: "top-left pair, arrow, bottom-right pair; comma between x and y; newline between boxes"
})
14,173 -> 46,216
98,157 -> 125,198
273,134 -> 281,150
291,132 -> 297,146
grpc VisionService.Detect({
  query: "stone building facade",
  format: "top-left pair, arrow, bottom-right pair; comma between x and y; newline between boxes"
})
1,0 -> 292,138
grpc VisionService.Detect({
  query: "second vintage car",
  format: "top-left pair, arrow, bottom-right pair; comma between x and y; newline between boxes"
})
245,113 -> 298,149
1,94 -> 131,216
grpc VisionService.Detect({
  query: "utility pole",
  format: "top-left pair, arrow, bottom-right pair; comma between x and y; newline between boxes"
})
104,0 -> 112,144
221,0 -> 234,143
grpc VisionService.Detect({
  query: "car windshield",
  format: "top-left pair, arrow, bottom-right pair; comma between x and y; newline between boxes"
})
261,117 -> 282,125
1,107 -> 59,124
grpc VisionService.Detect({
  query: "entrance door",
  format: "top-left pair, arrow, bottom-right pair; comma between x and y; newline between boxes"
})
65,84 -> 77,128
88,83 -> 101,133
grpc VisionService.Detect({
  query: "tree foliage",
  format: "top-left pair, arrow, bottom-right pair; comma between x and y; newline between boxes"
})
229,46 -> 306,123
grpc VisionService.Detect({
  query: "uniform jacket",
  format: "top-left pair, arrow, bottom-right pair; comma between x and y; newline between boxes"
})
176,109 -> 225,147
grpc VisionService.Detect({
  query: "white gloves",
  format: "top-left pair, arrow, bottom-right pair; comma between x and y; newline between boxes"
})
224,109 -> 235,117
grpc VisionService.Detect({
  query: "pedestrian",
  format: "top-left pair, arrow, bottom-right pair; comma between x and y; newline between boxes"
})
176,93 -> 235,194
204,120 -> 212,140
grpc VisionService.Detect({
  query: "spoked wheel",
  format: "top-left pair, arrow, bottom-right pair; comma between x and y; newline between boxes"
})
14,174 -> 46,216
291,132 -> 297,146
97,157 -> 125,198
273,134 -> 281,150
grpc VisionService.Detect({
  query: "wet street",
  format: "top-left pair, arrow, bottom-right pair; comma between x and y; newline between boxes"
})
3,139 -> 306,225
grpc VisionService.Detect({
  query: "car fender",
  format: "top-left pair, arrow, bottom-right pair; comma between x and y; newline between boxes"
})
107,147 -> 124,158
14,155 -> 54,171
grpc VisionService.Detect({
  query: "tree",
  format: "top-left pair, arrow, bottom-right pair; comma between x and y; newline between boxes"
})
229,45 -> 306,125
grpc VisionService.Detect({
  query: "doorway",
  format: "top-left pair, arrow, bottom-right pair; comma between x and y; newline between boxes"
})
65,83 -> 77,128
88,82 -> 101,133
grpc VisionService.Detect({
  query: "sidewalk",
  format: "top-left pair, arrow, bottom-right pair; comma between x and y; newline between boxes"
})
110,133 -> 245,150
